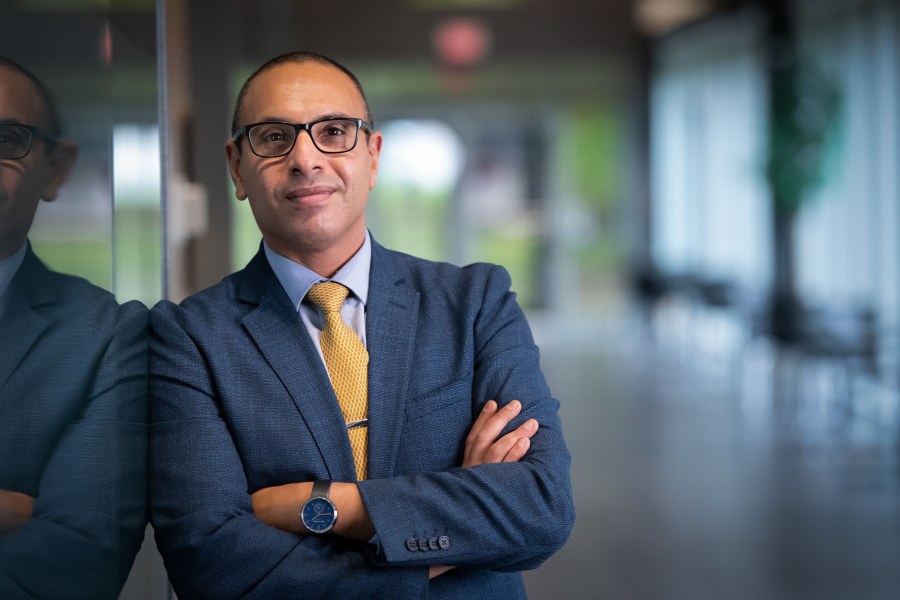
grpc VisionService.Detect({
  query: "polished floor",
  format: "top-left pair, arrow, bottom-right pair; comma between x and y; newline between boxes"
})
523,313 -> 900,600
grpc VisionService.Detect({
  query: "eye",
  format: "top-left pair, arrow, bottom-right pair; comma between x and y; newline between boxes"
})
0,127 -> 26,145
321,123 -> 349,138
260,129 -> 288,143
251,124 -> 293,145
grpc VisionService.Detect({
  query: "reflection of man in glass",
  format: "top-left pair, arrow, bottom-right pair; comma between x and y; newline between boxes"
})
0,57 -> 148,598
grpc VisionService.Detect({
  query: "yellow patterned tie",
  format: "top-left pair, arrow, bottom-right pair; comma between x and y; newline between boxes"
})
306,282 -> 368,480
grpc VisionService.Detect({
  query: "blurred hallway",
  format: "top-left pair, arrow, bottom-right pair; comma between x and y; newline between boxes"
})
523,313 -> 900,600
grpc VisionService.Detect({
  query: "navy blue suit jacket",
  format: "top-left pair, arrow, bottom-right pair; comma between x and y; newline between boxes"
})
150,240 -> 574,599
0,247 -> 149,599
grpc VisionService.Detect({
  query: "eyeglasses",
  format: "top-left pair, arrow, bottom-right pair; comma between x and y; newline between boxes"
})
0,123 -> 58,160
232,117 -> 371,158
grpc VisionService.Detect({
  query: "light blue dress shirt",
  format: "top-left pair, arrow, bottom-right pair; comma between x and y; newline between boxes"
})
264,231 -> 371,362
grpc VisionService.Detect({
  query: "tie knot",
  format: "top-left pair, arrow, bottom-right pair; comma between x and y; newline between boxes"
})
307,281 -> 350,314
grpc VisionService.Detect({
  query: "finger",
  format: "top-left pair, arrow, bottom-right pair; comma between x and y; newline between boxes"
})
482,399 -> 523,441
465,400 -> 521,462
482,418 -> 537,464
502,437 -> 531,463
462,401 -> 498,466
482,434 -> 520,464
464,400 -> 498,451
514,417 -> 539,439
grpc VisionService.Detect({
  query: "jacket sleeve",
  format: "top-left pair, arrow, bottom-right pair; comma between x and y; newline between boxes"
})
149,301 -> 429,600
0,301 -> 149,599
357,264 -> 576,572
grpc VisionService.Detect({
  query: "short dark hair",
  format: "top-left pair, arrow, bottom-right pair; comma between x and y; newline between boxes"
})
230,51 -> 373,138
0,56 -> 63,137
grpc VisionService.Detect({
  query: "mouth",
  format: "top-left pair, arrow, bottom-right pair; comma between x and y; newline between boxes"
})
285,185 -> 335,205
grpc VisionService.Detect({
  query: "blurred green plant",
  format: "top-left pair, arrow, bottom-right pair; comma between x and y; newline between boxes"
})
766,59 -> 842,216
565,107 -> 620,211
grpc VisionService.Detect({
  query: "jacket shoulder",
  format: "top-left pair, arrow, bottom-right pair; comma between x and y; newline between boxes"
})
149,263 -> 259,330
375,245 -> 511,293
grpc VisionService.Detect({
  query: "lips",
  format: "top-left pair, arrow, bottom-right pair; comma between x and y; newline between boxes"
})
285,185 -> 335,204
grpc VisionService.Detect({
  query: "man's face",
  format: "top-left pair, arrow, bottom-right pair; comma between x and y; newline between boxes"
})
226,61 -> 382,272
0,65 -> 75,260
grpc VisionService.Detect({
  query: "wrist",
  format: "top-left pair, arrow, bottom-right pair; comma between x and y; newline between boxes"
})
330,482 -> 375,541
251,482 -> 312,534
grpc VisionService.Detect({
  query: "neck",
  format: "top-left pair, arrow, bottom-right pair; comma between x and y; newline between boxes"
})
267,232 -> 366,278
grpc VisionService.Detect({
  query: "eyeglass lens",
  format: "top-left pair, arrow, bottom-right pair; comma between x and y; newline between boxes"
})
248,119 -> 360,157
0,124 -> 34,160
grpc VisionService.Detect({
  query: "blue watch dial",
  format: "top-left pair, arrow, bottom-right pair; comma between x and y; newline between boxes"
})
301,497 -> 337,533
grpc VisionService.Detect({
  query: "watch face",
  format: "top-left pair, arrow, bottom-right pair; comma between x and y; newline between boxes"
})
301,497 -> 337,534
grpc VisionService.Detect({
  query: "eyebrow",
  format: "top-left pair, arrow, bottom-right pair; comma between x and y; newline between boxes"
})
251,112 -> 358,124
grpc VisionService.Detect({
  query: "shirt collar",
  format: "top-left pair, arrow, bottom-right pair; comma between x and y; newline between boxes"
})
264,231 -> 371,310
0,242 -> 27,301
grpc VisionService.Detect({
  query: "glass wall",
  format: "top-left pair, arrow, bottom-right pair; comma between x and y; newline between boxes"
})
651,0 -> 899,317
793,0 -> 900,323
650,10 -> 771,289
648,0 -> 899,439
1,2 -> 164,599
1,1 -> 162,303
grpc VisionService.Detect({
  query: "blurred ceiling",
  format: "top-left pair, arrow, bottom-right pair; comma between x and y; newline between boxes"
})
0,0 -> 739,112
224,0 -> 640,64
2,0 -> 740,71
0,0 -> 679,63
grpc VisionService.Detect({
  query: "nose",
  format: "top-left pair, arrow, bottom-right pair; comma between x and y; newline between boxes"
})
286,127 -> 323,172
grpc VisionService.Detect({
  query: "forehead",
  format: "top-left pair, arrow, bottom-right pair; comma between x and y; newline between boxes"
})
241,61 -> 366,123
0,65 -> 47,125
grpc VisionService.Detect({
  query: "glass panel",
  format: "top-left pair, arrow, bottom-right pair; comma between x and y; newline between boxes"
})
0,2 -> 162,302
0,1 -> 162,597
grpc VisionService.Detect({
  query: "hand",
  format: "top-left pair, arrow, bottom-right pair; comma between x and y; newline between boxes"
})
462,400 -> 538,468
0,490 -> 34,535
429,565 -> 455,580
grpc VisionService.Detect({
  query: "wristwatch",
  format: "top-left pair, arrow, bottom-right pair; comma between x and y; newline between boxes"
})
300,480 -> 337,534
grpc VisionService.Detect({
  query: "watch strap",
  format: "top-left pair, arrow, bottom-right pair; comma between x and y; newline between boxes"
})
311,480 -> 331,500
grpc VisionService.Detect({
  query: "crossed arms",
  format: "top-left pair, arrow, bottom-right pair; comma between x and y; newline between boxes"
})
0,301 -> 148,599
250,397 -> 538,579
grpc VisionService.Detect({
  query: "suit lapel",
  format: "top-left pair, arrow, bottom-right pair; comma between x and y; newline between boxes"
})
0,249 -> 54,392
365,243 -> 419,479
0,297 -> 49,392
237,251 -> 357,481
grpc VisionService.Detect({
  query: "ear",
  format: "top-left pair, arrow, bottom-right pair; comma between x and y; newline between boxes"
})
225,139 -> 248,200
367,131 -> 383,190
40,141 -> 78,202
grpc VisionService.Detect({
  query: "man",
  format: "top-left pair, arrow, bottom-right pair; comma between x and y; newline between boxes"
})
151,51 -> 574,599
0,57 -> 148,598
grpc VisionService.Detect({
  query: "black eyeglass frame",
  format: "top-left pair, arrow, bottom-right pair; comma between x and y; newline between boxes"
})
231,117 -> 372,158
0,123 -> 59,160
